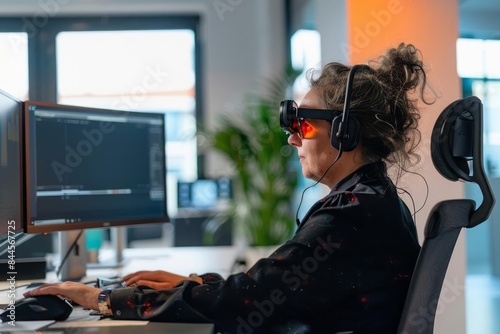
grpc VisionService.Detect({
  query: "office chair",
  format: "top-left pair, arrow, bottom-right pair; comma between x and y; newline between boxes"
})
397,96 -> 495,334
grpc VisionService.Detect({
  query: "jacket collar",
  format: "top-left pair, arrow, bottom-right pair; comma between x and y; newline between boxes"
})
296,161 -> 387,228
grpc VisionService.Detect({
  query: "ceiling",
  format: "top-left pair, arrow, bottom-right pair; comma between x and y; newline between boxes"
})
460,0 -> 500,12
459,0 -> 500,39
292,0 -> 500,40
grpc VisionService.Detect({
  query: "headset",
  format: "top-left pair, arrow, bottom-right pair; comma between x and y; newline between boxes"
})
431,95 -> 495,227
280,64 -> 367,153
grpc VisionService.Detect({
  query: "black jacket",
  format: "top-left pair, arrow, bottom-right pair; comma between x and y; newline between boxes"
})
110,162 -> 421,333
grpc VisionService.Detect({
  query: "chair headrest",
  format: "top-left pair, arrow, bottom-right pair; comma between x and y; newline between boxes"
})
431,96 -> 495,227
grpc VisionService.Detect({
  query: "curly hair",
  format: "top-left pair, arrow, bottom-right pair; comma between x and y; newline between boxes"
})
307,43 -> 435,171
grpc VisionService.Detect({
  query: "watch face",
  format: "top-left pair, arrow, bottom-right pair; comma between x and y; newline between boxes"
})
99,289 -> 112,300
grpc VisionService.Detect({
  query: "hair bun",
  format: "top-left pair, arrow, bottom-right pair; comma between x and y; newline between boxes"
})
376,43 -> 425,94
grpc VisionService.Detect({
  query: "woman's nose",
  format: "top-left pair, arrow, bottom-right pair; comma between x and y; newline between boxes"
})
287,133 -> 301,147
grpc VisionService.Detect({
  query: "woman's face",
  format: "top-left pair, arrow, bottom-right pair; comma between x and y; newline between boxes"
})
287,89 -> 340,185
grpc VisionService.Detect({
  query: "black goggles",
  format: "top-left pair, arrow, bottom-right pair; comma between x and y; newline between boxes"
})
279,100 -> 341,137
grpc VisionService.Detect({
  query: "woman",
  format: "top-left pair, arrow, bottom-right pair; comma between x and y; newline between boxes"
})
27,43 -> 433,333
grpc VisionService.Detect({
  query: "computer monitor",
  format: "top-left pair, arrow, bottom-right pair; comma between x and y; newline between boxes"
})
175,178 -> 232,247
177,178 -> 232,211
23,101 -> 169,234
0,89 -> 24,238
23,101 -> 169,279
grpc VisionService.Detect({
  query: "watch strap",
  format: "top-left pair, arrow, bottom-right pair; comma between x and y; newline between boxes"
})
98,289 -> 113,316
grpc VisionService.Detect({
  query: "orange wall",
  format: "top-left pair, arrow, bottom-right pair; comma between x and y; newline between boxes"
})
346,0 -> 463,225
346,0 -> 465,333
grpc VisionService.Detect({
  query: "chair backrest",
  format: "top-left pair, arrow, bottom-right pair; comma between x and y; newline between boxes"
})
397,96 -> 495,334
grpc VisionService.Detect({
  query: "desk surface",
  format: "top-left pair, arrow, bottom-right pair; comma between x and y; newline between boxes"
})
1,320 -> 214,334
0,300 -> 214,334
37,323 -> 215,334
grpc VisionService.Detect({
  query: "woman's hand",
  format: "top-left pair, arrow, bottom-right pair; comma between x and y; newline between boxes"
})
122,270 -> 202,290
24,282 -> 101,310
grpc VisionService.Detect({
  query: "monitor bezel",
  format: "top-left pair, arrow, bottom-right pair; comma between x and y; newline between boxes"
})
22,100 -> 170,234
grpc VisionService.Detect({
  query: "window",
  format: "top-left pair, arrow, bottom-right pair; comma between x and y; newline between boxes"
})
457,38 -> 500,177
0,32 -> 29,100
290,29 -> 321,101
457,38 -> 500,79
0,16 -> 201,214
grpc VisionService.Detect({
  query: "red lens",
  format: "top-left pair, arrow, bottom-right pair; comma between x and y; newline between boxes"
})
289,118 -> 317,139
300,120 -> 317,139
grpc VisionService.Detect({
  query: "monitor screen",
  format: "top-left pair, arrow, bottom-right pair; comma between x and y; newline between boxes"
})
0,89 -> 24,237
23,101 -> 169,234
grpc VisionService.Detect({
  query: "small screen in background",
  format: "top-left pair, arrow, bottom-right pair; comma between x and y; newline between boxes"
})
191,180 -> 218,208
177,178 -> 232,211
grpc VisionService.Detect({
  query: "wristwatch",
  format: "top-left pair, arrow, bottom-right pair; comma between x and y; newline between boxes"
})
98,289 -> 113,316
189,273 -> 202,283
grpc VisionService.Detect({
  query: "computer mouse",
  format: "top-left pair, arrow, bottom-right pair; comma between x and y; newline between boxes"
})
0,295 -> 73,322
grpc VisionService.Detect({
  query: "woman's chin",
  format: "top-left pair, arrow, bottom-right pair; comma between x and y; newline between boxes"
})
301,168 -> 314,180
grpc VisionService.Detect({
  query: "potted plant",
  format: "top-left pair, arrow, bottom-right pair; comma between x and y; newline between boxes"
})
202,68 -> 301,246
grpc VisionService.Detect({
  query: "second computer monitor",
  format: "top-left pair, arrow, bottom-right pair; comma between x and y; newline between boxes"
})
0,89 -> 24,237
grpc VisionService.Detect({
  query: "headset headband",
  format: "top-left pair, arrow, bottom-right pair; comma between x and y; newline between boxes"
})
335,65 -> 366,146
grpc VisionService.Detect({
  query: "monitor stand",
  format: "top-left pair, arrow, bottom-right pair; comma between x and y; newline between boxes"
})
86,227 -> 127,269
57,228 -> 127,281
57,230 -> 88,281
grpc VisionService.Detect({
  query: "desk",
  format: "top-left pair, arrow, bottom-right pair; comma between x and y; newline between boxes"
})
1,318 -> 214,334
0,292 -> 213,333
0,245 -> 250,333
39,323 -> 215,334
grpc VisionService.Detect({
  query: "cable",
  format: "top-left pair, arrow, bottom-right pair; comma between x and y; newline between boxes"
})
295,146 -> 343,225
55,230 -> 84,278
0,232 -> 36,257
395,170 -> 430,226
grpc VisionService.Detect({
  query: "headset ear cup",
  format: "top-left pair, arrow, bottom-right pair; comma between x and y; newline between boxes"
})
330,117 -> 341,150
330,116 -> 360,152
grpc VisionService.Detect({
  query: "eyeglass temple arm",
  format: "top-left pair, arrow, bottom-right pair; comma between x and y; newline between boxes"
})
294,107 -> 340,121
